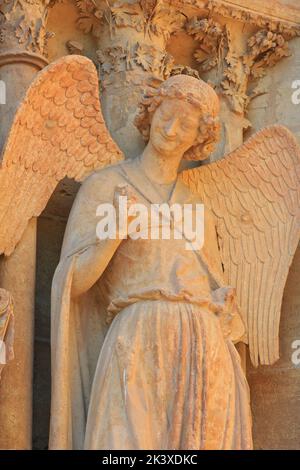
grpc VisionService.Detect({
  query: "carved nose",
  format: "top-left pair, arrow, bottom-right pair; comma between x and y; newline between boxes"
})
164,118 -> 178,136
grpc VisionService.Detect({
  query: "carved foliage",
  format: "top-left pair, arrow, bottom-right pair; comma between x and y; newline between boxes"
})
0,0 -> 61,55
221,42 -> 249,114
75,0 -> 104,37
222,29 -> 291,113
186,17 -> 224,73
97,42 -> 175,79
245,30 -> 291,79
187,15 -> 294,115
76,0 -> 185,42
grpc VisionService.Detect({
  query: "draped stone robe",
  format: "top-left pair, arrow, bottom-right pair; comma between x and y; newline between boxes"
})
49,159 -> 252,450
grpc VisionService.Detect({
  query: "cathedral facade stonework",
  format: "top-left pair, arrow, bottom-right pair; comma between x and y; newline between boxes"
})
0,0 -> 299,450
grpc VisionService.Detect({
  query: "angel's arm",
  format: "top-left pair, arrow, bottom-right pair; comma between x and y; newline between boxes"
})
201,205 -> 226,286
59,171 -> 121,297
71,240 -> 122,298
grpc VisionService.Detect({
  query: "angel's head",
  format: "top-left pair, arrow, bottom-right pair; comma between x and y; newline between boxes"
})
134,75 -> 220,161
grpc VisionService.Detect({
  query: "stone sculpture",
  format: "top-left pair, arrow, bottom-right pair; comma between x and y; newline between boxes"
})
0,55 -> 299,450
47,71 -> 298,449
0,289 -> 14,379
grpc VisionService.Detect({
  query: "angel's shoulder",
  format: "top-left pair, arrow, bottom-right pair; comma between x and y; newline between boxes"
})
81,162 -> 126,194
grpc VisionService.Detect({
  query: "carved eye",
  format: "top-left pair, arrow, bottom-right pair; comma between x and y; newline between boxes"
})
181,122 -> 192,131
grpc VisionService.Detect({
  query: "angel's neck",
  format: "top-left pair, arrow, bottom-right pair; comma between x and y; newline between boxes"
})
139,143 -> 182,185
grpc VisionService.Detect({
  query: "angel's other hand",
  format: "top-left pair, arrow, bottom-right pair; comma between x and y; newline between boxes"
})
114,184 -> 138,224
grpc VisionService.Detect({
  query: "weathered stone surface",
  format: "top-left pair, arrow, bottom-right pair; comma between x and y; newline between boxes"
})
0,0 -> 300,451
49,75 -> 254,449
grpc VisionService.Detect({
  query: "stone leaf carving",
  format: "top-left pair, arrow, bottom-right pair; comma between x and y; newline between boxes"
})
97,42 -> 175,79
75,0 -> 185,41
222,28 -> 291,113
76,1 -> 196,83
186,16 -> 224,73
186,15 -> 295,115
144,0 -> 186,42
180,125 -> 300,366
0,0 -> 62,55
245,30 -> 291,80
0,55 -> 124,256
75,0 -> 105,37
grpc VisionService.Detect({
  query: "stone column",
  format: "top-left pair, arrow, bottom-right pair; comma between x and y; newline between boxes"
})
0,0 -> 55,449
0,219 -> 37,449
0,0 -> 51,149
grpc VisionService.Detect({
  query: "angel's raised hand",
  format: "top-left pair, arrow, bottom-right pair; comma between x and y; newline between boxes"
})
114,184 -> 138,225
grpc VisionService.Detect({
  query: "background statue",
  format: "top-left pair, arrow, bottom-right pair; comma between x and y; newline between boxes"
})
0,289 -> 14,379
0,56 -> 299,449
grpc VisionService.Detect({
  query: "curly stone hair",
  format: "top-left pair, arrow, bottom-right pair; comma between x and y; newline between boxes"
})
134,75 -> 221,161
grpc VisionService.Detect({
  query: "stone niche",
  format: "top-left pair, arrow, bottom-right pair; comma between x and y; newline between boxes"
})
0,0 -> 299,450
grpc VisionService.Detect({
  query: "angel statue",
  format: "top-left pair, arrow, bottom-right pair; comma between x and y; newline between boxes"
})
0,54 -> 298,450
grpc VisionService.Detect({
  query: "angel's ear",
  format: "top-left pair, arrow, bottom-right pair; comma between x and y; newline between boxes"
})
184,113 -> 220,162
183,141 -> 216,162
133,104 -> 151,142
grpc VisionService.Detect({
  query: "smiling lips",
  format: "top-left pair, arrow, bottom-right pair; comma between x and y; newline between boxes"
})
158,130 -> 177,142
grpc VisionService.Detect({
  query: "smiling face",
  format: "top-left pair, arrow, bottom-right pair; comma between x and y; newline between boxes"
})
149,98 -> 201,157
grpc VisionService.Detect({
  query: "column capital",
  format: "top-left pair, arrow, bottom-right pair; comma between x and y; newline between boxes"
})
0,0 -> 59,57
186,13 -> 299,116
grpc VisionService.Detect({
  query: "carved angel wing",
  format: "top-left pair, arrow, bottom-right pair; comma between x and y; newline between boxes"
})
0,55 -> 124,256
180,125 -> 300,366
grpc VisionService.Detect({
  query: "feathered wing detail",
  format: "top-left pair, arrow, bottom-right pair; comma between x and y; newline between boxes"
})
0,55 -> 124,256
180,125 -> 300,366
